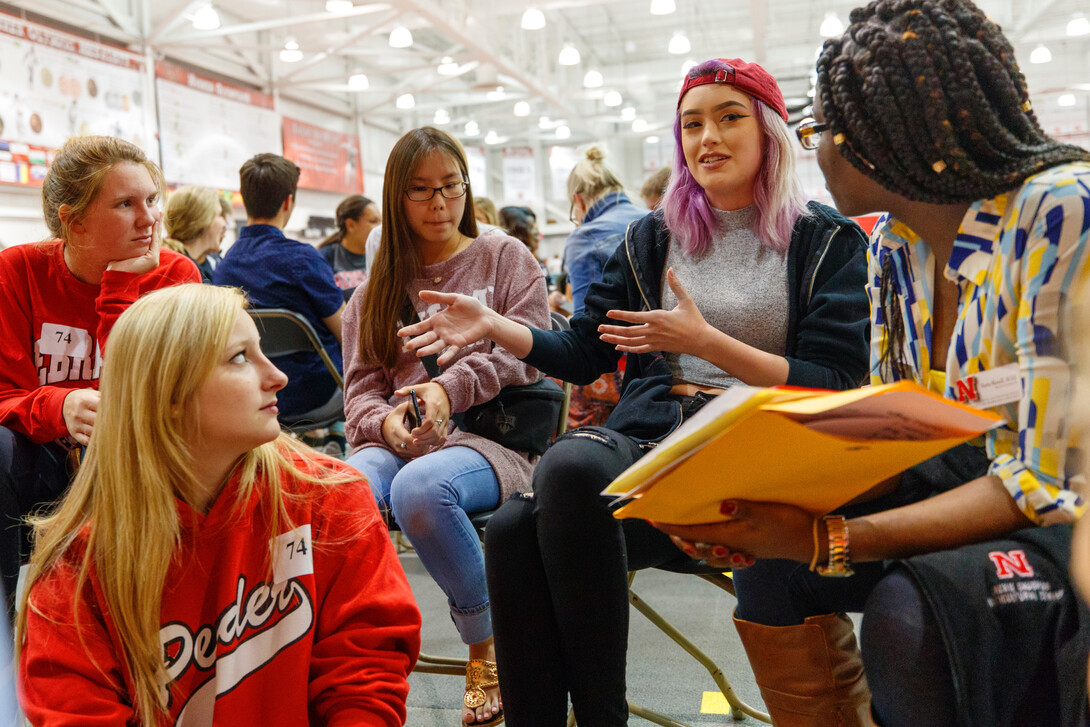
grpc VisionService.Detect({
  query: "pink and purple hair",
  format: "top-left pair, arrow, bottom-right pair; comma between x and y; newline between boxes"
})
662,58 -> 808,256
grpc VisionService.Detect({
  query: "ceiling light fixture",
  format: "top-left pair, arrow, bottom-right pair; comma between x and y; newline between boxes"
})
513,101 -> 531,117
326,0 -> 353,13
538,116 -> 552,129
583,69 -> 603,88
1067,15 -> 1090,36
434,108 -> 451,124
646,136 -> 660,144
521,7 -> 546,30
279,38 -> 302,63
555,124 -> 571,139
437,56 -> 460,76
558,44 -> 581,66
192,4 -> 220,30
621,106 -> 636,120
389,25 -> 413,48
603,90 -> 623,107
632,119 -> 649,132
1029,44 -> 1052,64
485,130 -> 501,144
668,32 -> 690,55
348,73 -> 369,90
486,86 -> 506,101
465,121 -> 480,136
396,93 -> 415,109
820,12 -> 844,38
1058,93 -> 1077,107
649,0 -> 676,16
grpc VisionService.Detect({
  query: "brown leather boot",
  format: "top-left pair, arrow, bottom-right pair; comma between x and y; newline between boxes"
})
733,612 -> 874,727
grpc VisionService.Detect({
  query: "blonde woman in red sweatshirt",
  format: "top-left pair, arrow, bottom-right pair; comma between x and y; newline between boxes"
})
18,284 -> 421,726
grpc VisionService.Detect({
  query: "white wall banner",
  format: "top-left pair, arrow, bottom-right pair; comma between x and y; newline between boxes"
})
502,146 -> 535,204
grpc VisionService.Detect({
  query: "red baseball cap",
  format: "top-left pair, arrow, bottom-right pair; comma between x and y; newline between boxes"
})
677,58 -> 788,122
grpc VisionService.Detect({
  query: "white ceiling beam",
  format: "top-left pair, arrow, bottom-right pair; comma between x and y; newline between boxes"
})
398,0 -> 582,121
1012,0 -> 1062,38
91,0 -> 140,37
360,61 -> 480,113
146,0 -> 196,45
276,8 -> 404,85
157,4 -> 393,45
224,32 -> 267,85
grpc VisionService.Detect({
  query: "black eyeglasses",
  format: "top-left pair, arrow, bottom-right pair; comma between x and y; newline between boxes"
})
795,119 -> 829,151
404,181 -> 468,202
795,119 -> 877,171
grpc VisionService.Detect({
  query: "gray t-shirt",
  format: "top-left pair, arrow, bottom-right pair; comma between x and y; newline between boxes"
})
662,206 -> 789,389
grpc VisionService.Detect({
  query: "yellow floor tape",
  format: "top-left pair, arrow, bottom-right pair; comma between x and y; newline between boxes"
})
700,691 -> 732,715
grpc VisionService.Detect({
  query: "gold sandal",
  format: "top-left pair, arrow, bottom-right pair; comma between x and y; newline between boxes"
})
463,658 -> 504,726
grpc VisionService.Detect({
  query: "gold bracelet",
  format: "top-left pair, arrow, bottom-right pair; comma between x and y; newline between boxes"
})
809,518 -> 820,571
816,514 -> 854,577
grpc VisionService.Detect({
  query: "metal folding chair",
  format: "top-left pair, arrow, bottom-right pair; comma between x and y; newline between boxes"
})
248,308 -> 344,432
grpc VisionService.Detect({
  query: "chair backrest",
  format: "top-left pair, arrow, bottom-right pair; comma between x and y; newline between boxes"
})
248,308 -> 344,389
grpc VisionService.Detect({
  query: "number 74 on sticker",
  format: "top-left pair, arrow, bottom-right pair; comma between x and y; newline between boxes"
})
271,524 -> 313,583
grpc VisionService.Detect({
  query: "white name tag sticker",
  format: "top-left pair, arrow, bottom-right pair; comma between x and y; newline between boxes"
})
953,364 -> 1022,409
271,524 -> 313,584
38,324 -> 91,358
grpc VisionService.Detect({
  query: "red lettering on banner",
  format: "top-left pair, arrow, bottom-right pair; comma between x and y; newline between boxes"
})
988,549 -> 1034,579
955,377 -> 978,403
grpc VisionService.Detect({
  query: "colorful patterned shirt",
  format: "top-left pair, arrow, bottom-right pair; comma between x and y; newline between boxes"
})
867,162 -> 1090,525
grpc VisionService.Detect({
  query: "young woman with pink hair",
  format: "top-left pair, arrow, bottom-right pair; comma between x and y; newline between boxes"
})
400,57 -> 871,725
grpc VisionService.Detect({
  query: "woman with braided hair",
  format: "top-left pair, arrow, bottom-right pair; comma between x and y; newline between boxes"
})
654,2 -> 1090,725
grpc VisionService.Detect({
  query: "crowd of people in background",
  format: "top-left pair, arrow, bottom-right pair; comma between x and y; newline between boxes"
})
1,0 -> 1089,726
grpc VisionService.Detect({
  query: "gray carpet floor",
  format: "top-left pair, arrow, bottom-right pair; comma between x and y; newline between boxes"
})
399,547 -> 774,726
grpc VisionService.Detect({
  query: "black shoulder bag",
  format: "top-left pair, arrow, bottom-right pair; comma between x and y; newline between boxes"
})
404,297 -> 564,455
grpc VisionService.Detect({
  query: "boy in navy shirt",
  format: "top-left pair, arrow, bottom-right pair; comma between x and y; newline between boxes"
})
214,153 -> 344,421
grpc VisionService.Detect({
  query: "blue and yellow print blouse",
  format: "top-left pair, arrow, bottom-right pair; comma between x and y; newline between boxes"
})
867,162 -> 1090,525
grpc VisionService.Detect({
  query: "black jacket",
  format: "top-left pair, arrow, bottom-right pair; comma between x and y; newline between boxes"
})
523,202 -> 870,444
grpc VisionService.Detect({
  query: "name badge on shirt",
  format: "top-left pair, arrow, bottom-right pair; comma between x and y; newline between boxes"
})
953,363 -> 1022,409
271,524 -> 313,584
38,324 -> 91,358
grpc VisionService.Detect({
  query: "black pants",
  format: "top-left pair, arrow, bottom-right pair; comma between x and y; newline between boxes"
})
484,427 -> 689,726
0,427 -> 72,616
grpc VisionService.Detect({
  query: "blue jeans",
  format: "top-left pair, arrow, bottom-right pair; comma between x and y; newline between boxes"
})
346,445 -> 499,644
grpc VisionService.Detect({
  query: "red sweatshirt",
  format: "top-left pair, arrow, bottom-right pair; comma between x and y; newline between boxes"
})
20,453 -> 422,726
0,241 -> 200,443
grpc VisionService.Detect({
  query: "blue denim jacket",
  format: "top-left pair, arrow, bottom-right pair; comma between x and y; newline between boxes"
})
563,192 -> 647,313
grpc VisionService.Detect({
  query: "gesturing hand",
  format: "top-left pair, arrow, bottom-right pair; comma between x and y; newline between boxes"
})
597,268 -> 712,355
106,234 -> 161,276
652,499 -> 817,569
62,388 -> 100,445
398,290 -> 493,366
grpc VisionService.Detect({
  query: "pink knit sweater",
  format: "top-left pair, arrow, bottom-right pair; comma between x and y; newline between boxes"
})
342,229 -> 550,501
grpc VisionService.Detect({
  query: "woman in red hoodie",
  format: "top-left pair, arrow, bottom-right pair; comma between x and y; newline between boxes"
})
18,284 -> 421,726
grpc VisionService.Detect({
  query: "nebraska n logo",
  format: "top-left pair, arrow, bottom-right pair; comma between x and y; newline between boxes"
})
988,549 -> 1034,579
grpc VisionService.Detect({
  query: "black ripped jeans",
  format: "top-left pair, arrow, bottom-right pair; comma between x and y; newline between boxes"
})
484,426 -> 690,726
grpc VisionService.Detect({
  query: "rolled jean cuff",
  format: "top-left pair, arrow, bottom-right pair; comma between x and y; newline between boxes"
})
451,601 -> 492,645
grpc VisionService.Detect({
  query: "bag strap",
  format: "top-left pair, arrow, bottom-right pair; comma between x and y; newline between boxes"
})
402,293 -> 442,378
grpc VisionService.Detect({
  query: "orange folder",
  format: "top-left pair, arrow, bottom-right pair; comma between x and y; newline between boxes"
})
604,381 -> 1004,524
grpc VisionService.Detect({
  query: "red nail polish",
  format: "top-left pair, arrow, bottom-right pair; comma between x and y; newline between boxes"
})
681,545 -> 696,556
720,501 -> 738,516
712,546 -> 729,558
730,553 -> 746,565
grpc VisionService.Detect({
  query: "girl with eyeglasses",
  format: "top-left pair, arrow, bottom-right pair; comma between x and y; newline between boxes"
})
654,1 -> 1090,724
399,59 -> 871,725
341,126 -> 550,726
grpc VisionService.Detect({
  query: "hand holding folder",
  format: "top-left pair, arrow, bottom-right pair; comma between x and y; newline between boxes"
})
603,381 -> 1004,524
